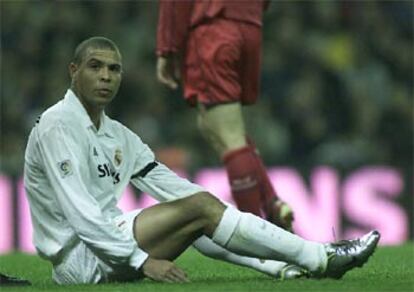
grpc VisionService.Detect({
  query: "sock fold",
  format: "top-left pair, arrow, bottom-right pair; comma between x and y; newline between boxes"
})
212,205 -> 241,246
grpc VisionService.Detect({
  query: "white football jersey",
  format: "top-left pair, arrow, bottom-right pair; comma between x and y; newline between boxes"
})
24,89 -> 205,270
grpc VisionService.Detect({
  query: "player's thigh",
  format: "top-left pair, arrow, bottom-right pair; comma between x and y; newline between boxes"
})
133,193 -> 226,260
133,196 -> 204,259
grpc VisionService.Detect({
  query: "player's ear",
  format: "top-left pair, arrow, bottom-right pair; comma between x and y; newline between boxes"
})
69,62 -> 78,79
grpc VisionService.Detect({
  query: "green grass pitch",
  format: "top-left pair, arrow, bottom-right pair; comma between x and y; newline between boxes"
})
1,244 -> 413,291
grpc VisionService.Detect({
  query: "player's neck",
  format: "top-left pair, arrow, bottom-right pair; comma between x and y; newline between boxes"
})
83,105 -> 102,130
87,109 -> 102,130
72,89 -> 103,129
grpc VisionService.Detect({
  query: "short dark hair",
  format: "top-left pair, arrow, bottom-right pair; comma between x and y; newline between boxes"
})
72,36 -> 120,65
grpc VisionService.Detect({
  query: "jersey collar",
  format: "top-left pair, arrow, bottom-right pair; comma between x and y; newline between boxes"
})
64,89 -> 114,138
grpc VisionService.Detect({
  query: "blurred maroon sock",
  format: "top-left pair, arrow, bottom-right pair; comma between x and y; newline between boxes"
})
222,146 -> 262,216
245,137 -> 279,217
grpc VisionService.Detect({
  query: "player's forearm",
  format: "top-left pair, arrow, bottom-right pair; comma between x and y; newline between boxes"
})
85,233 -> 148,270
56,186 -> 148,270
131,162 -> 206,202
53,179 -> 148,270
62,197 -> 148,270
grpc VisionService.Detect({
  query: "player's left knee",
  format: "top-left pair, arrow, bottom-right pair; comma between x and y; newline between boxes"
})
188,192 -> 226,221
186,192 -> 226,236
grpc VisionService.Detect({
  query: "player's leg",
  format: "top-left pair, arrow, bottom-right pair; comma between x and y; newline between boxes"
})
133,191 -> 306,268
197,103 -> 293,230
133,192 -> 226,260
133,193 -> 305,281
186,18 -> 293,228
183,19 -> 265,217
246,137 -> 294,230
239,20 -> 293,229
193,236 -> 309,280
134,191 -> 380,279
197,102 -> 262,216
197,102 -> 246,156
209,203 -> 380,279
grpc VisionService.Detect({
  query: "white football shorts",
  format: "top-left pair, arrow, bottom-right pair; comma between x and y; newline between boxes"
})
52,209 -> 144,285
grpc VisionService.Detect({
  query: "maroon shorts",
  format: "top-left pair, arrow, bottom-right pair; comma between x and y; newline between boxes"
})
183,18 -> 262,107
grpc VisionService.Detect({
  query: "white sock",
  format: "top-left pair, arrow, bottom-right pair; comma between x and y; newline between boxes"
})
193,236 -> 287,277
212,205 -> 327,273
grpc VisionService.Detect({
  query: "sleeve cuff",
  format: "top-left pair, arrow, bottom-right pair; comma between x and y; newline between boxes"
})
129,247 -> 149,271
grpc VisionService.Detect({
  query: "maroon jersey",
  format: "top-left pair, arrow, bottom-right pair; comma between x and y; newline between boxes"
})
156,0 -> 268,56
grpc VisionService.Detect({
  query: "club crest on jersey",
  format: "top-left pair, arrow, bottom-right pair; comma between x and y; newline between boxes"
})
114,149 -> 122,167
57,160 -> 73,178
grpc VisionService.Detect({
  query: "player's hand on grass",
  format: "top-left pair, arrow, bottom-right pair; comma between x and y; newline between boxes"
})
157,55 -> 180,90
141,257 -> 189,283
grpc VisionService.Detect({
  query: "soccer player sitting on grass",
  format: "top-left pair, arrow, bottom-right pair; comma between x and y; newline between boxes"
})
24,36 -> 380,285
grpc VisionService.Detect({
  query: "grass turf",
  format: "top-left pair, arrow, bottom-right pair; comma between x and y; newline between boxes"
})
0,244 -> 413,291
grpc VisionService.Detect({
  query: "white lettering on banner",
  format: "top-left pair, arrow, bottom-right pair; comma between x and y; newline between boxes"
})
0,166 -> 410,253
267,167 -> 340,242
343,167 -> 407,245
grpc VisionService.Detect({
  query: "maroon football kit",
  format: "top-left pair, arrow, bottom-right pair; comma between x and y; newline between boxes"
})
156,0 -> 285,222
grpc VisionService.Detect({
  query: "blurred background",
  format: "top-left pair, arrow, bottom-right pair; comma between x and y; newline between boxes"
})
0,0 -> 413,249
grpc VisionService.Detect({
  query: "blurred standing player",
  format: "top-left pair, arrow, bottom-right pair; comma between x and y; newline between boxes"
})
156,0 -> 293,230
